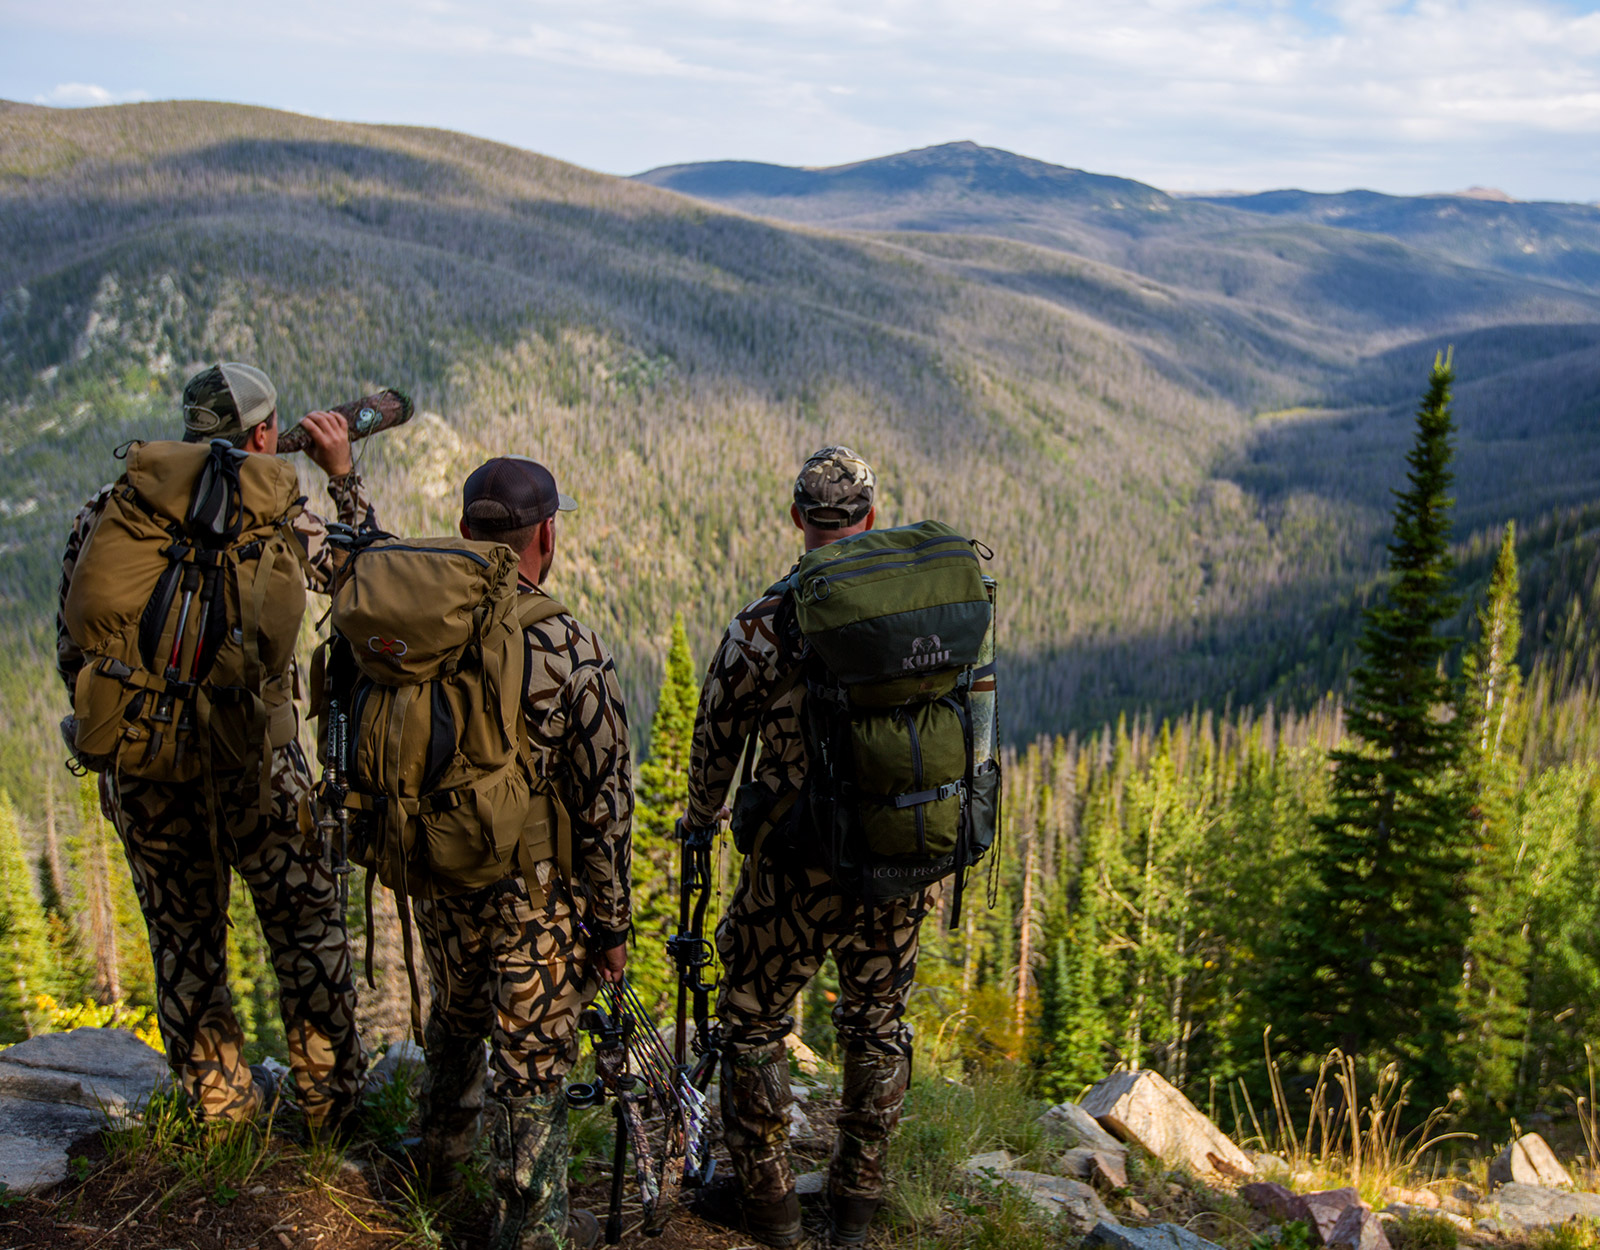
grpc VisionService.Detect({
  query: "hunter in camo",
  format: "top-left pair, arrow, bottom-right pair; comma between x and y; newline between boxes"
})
684,446 -> 936,1246
416,457 -> 632,1250
56,370 -> 376,1130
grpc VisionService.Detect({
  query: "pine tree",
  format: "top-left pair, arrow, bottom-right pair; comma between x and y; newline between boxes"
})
0,792 -> 49,1040
1275,359 -> 1474,1104
1458,522 -> 1530,1110
629,613 -> 700,1009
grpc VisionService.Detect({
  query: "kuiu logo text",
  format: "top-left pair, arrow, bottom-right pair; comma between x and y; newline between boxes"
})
903,634 -> 950,671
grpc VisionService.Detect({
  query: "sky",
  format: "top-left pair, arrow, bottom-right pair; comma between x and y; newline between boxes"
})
3,0 -> 1600,203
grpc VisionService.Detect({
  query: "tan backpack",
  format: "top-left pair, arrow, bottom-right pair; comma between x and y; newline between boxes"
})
61,440 -> 309,817
315,535 -> 573,1033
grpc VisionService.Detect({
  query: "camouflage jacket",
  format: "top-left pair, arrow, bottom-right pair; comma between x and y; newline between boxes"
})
518,579 -> 634,946
56,471 -> 378,694
685,575 -> 808,847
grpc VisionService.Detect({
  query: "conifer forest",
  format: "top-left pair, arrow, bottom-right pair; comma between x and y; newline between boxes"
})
5,100 -> 1600,1144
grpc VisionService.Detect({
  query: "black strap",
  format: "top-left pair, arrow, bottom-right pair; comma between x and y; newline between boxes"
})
893,780 -> 963,809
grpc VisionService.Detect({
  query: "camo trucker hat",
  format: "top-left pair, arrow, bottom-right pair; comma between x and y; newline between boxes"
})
462,456 -> 577,531
794,445 -> 876,529
182,363 -> 278,439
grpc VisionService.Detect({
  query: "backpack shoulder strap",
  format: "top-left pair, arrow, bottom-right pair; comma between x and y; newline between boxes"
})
517,592 -> 569,630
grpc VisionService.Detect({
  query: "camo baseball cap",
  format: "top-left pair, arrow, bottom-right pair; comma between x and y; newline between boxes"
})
462,456 -> 577,531
182,363 -> 278,439
794,445 -> 876,529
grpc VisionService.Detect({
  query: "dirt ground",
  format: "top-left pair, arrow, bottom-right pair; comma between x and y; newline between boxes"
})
0,1129 -> 409,1250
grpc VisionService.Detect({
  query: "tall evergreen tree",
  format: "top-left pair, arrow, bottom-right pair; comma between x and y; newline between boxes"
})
1274,359 -> 1474,1104
630,613 -> 701,1009
0,792 -> 48,1040
1458,522 -> 1530,1110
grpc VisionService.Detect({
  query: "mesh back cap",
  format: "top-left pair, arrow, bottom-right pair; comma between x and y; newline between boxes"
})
182,362 -> 278,438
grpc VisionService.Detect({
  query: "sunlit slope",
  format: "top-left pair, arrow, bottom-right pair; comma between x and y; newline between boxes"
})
0,100 -> 1277,809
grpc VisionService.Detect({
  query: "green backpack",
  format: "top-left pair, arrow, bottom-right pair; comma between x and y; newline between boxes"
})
61,440 -> 309,814
779,520 -> 1000,918
313,535 -> 572,1033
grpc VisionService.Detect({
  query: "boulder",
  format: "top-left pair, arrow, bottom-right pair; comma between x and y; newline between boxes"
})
0,1095 -> 102,1195
1060,1146 -> 1129,1190
994,1171 -> 1117,1230
1240,1181 -> 1305,1223
0,1027 -> 168,1114
1085,1220 -> 1222,1250
1255,1153 -> 1292,1174
1489,1182 -> 1600,1229
1488,1132 -> 1573,1190
1038,1101 -> 1127,1154
1327,1205 -> 1391,1250
367,1039 -> 425,1089
964,1149 -> 1016,1175
1081,1069 -> 1253,1179
1300,1189 -> 1364,1245
787,1101 -> 811,1138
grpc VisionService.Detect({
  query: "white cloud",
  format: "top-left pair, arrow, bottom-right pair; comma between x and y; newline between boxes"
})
5,0 -> 1600,197
32,82 -> 150,107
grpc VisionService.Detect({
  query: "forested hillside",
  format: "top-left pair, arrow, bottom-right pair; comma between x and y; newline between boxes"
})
5,102 -> 1600,1155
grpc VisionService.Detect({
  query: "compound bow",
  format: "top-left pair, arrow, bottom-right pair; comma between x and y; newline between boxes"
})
567,818 -> 725,1242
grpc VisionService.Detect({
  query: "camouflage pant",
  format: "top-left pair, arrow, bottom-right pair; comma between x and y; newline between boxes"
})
412,862 -> 593,1198
716,855 -> 936,1204
109,742 -> 365,1127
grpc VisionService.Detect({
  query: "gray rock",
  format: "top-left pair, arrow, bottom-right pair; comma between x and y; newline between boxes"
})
1328,1205 -> 1391,1250
994,1171 -> 1117,1230
1490,1182 -> 1600,1229
795,1169 -> 826,1196
1084,1219 -> 1221,1250
1301,1188 -> 1363,1245
1081,1069 -> 1253,1179
1488,1133 -> 1573,1190
1059,1146 -> 1129,1189
0,1027 -> 168,1113
1038,1101 -> 1127,1154
964,1149 -> 1016,1174
1255,1153 -> 1292,1173
786,1101 -> 811,1138
1384,1206 -> 1472,1231
366,1039 -> 425,1090
1241,1181 -> 1305,1222
0,1094 -> 102,1195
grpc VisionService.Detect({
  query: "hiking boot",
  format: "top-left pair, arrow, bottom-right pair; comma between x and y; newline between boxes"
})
830,1193 -> 882,1245
692,1176 -> 803,1248
487,1090 -> 571,1250
248,1062 -> 284,1118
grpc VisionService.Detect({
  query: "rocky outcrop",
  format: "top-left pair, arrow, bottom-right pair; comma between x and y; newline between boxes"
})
1060,1146 -> 1129,1189
1085,1219 -> 1222,1250
1488,1133 -> 1573,1190
1240,1181 -> 1303,1222
0,1027 -> 168,1114
1081,1069 -> 1253,1179
1299,1188 -> 1364,1244
1327,1204 -> 1392,1250
1488,1182 -> 1600,1229
0,1028 -> 169,1196
1038,1100 -> 1127,1154
992,1170 -> 1117,1229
